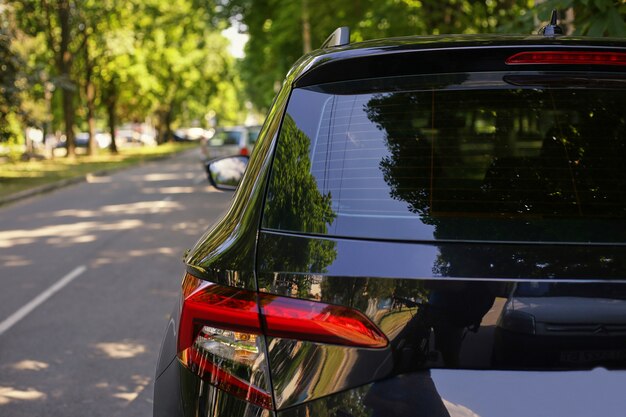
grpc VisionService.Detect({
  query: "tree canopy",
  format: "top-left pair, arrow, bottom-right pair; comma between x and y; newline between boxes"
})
227,0 -> 625,111
2,0 -> 244,156
1,0 -> 624,155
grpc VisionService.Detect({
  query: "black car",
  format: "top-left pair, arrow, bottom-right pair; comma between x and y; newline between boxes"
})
154,18 -> 626,417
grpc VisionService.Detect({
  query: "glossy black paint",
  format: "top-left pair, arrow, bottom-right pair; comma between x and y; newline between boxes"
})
157,361 -> 272,417
295,36 -> 626,87
256,231 -> 626,405
257,231 -> 626,281
266,338 -> 393,408
153,359 -> 184,417
276,368 -> 626,417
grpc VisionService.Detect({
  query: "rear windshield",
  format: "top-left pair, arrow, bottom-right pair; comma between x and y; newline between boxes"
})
263,72 -> 626,243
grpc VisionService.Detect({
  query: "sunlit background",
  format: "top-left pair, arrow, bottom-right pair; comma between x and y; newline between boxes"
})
0,0 -> 624,162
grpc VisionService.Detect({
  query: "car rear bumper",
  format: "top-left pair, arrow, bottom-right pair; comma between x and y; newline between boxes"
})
154,360 -> 274,417
155,360 -> 626,417
276,368 -> 626,417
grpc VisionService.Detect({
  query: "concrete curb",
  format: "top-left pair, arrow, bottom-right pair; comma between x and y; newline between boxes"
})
0,147 -> 198,207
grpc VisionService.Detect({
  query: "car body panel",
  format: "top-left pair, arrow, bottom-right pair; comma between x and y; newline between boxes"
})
257,231 -> 626,403
276,368 -> 626,417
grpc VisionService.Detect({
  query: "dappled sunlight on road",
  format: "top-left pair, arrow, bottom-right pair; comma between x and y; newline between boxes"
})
91,247 -> 178,267
85,174 -> 113,184
47,200 -> 183,219
0,151 -> 232,416
141,186 -> 197,194
0,220 -> 144,249
11,360 -> 49,372
171,219 -> 213,234
111,375 -> 151,403
94,341 -> 147,359
47,234 -> 97,245
94,375 -> 152,404
0,386 -> 46,406
0,255 -> 32,268
141,173 -> 195,182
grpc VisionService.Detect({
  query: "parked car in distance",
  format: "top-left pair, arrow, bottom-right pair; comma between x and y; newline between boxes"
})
55,131 -> 112,149
201,125 -> 262,160
154,16 -> 626,417
116,123 -> 157,146
173,127 -> 212,142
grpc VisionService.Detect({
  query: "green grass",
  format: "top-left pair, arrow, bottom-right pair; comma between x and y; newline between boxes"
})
0,142 -> 197,200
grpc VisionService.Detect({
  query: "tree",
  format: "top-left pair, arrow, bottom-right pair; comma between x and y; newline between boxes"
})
506,1 -> 626,37
134,0 -> 243,143
225,0 -> 534,112
0,5 -> 23,144
12,0 -> 86,157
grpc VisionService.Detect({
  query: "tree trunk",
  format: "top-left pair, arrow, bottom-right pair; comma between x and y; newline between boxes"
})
302,0 -> 311,54
156,106 -> 173,144
62,82 -> 75,157
164,108 -> 173,143
58,0 -> 75,158
85,36 -> 97,156
104,79 -> 118,154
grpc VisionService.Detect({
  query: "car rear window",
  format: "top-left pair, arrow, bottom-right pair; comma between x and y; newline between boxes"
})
262,72 -> 626,243
209,130 -> 241,146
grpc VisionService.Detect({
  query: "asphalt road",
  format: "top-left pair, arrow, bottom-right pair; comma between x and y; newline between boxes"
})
0,148 -> 234,417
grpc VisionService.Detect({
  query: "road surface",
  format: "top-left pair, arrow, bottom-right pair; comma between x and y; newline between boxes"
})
0,148 -> 233,416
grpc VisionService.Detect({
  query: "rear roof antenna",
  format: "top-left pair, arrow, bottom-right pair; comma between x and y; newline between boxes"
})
539,9 -> 563,36
321,27 -> 350,49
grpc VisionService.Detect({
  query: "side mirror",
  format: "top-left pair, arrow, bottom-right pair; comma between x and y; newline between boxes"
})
205,155 -> 249,190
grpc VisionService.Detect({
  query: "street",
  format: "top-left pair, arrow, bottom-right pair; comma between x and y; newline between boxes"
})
0,148 -> 233,416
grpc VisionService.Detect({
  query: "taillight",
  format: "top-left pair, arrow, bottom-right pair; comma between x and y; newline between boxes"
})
177,275 -> 272,409
262,296 -> 388,348
239,147 -> 249,156
506,51 -> 626,66
177,273 -> 388,409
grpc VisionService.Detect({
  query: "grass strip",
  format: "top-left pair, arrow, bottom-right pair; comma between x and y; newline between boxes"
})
0,142 -> 197,200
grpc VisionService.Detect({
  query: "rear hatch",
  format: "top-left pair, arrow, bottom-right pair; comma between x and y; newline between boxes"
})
257,42 -> 626,411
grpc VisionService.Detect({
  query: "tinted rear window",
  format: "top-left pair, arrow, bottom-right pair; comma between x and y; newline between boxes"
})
263,72 -> 626,243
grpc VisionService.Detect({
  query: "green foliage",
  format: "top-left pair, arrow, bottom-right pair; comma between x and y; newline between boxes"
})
0,6 -> 24,143
226,0 -> 626,112
4,0 -> 244,155
510,0 -> 626,36
227,0 -> 537,111
262,115 -> 337,291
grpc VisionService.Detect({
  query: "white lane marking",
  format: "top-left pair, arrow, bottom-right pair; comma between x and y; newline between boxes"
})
0,265 -> 87,336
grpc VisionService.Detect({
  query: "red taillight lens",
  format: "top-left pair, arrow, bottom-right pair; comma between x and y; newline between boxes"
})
262,296 -> 388,348
177,274 -> 271,409
177,273 -> 389,409
177,276 -> 260,353
506,51 -> 626,66
239,147 -> 249,156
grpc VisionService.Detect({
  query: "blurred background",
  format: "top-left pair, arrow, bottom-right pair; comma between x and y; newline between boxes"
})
0,0 -> 625,161
0,1 -> 624,416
